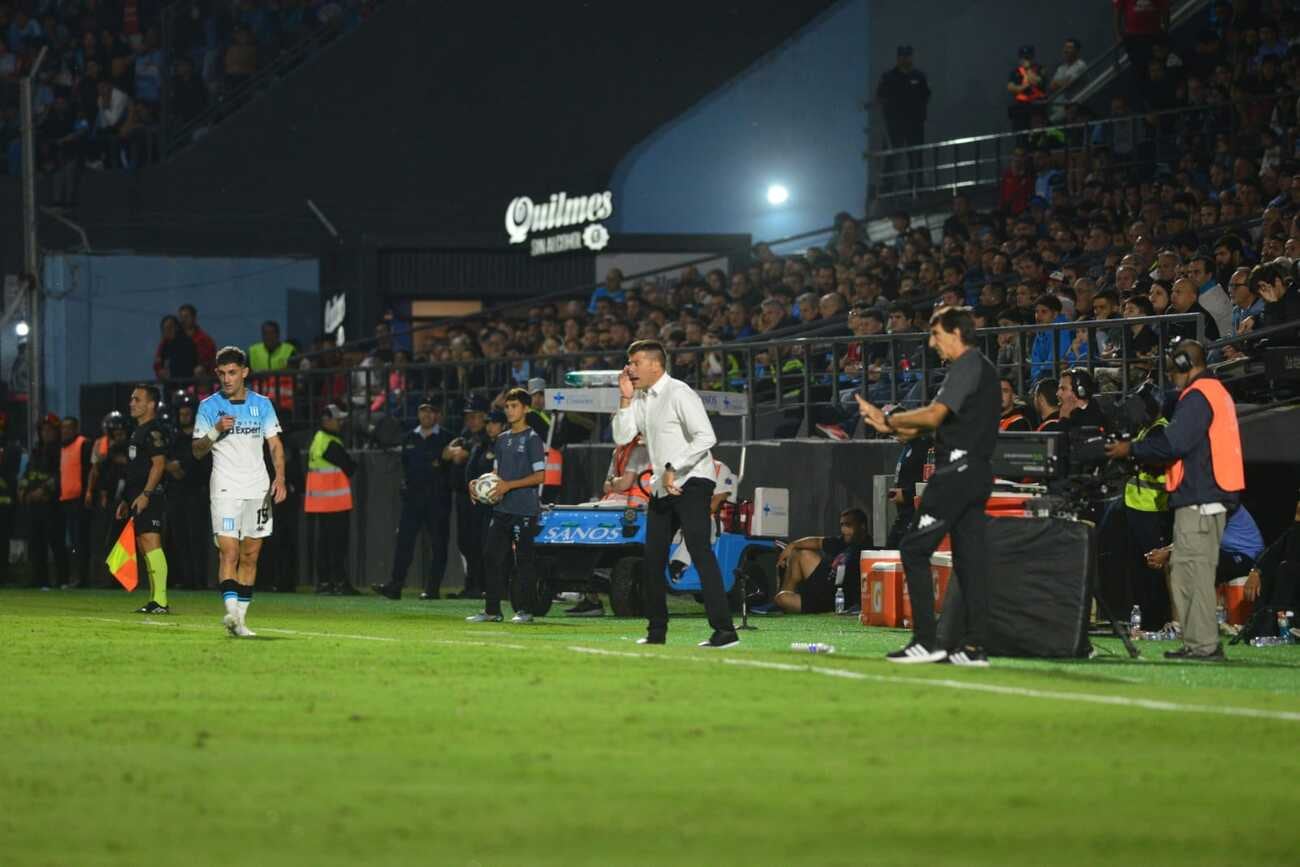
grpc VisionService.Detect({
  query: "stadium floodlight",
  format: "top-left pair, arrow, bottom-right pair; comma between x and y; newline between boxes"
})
14,321 -> 29,338
766,184 -> 789,206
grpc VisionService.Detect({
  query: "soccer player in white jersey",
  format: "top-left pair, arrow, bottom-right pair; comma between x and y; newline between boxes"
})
192,346 -> 287,637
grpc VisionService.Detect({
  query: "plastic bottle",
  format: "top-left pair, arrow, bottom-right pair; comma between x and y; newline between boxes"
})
1129,605 -> 1142,637
562,370 -> 623,388
1251,636 -> 1284,647
1216,605 -> 1227,628
790,643 -> 836,654
834,586 -> 846,615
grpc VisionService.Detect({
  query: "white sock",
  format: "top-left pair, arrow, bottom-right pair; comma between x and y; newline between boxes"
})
223,593 -> 239,618
237,600 -> 250,624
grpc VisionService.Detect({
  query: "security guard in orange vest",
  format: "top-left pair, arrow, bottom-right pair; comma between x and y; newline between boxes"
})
305,404 -> 357,595
1107,339 -> 1244,661
59,416 -> 93,588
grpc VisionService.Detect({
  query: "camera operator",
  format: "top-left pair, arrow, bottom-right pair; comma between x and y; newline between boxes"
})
1106,339 -> 1244,661
1057,368 -> 1105,430
1031,379 -> 1061,431
858,306 -> 1000,666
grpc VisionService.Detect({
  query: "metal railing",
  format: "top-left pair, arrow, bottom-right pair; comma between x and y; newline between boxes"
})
870,93 -> 1281,202
85,313 -> 1205,444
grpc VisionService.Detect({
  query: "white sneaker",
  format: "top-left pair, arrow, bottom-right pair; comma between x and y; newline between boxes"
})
235,623 -> 257,638
465,612 -> 503,623
223,613 -> 239,637
510,612 -> 534,624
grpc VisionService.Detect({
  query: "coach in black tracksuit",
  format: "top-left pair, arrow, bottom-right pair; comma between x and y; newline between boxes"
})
858,306 -> 1000,666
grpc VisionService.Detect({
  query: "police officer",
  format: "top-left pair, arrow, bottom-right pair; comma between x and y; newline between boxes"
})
1106,339 -> 1244,661
306,404 -> 357,595
447,394 -> 492,599
875,45 -> 931,191
373,398 -> 454,600
164,394 -> 212,589
858,307 -> 1001,666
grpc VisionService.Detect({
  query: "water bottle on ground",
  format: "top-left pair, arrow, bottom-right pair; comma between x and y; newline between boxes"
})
834,586 -> 846,615
1216,605 -> 1227,628
1129,605 -> 1142,637
791,643 -> 836,654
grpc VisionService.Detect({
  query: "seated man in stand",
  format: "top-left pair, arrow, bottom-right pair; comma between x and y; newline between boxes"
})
767,509 -> 869,614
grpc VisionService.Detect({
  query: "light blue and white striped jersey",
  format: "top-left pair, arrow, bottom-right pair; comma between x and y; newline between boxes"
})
194,390 -> 282,499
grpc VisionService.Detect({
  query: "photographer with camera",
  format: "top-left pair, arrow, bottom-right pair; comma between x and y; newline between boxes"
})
1106,339 -> 1244,661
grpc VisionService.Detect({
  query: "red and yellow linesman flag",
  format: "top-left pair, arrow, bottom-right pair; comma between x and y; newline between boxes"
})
106,518 -> 138,591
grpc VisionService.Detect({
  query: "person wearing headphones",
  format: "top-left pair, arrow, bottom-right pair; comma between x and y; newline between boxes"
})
1106,338 -> 1244,661
1057,367 -> 1106,429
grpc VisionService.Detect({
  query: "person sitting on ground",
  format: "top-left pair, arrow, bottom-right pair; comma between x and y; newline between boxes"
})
769,509 -> 869,614
1243,495 -> 1300,610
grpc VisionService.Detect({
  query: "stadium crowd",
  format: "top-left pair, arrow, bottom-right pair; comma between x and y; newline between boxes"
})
0,0 -> 382,185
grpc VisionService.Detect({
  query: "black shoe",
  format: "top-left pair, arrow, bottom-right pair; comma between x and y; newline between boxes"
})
315,583 -> 334,595
636,635 -> 666,645
419,591 -> 440,600
334,583 -> 362,596
372,583 -> 401,600
938,645 -> 989,667
885,640 -> 947,664
698,630 -> 740,649
1164,644 -> 1226,662
564,598 -> 605,617
134,601 -> 169,615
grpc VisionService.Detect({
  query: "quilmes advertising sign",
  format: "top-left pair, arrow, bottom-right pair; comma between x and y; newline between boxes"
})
505,190 -> 613,257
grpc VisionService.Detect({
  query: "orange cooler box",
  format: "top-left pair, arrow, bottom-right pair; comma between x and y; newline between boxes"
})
901,552 -> 953,622
863,563 -> 906,627
1217,576 -> 1255,626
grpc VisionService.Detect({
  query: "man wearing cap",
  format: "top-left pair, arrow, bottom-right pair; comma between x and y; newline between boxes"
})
374,399 -> 455,600
1007,45 -> 1046,131
875,45 -> 930,192
305,404 -> 358,595
447,395 -> 493,599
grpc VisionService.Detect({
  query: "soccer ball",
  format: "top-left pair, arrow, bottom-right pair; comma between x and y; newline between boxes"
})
471,472 -> 503,504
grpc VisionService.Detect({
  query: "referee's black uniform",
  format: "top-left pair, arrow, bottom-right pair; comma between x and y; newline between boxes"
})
899,344 -> 999,655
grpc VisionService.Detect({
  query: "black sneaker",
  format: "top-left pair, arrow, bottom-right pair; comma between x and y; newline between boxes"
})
134,601 -> 169,615
371,583 -> 402,600
939,646 -> 989,667
418,591 -> 440,600
333,583 -> 362,596
564,599 -> 605,617
314,583 -> 334,595
698,630 -> 741,649
1164,644 -> 1227,662
636,635 -> 665,645
885,640 -> 947,664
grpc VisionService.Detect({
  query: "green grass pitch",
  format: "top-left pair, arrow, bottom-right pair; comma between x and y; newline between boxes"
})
3,588 -> 1300,866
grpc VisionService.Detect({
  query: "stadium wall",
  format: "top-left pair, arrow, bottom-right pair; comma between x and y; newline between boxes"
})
41,254 -> 319,416
608,0 -> 870,240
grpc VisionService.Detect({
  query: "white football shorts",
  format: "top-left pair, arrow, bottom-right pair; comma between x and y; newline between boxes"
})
211,496 -> 274,540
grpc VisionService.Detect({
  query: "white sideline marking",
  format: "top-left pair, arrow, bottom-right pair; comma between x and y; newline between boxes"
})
567,646 -> 1300,724
83,618 -> 1300,724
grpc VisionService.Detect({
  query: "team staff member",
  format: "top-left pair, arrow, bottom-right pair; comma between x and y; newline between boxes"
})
447,395 -> 492,599
374,400 -> 454,600
466,389 -> 546,624
59,417 -> 93,588
164,396 -> 212,589
192,346 -> 288,639
614,340 -> 739,649
306,404 -> 357,595
118,385 -> 171,614
772,509 -> 869,613
998,376 -> 1031,431
1106,339 -> 1243,661
857,306 -> 1001,666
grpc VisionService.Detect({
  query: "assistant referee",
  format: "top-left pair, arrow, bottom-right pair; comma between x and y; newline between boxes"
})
857,306 -> 1001,667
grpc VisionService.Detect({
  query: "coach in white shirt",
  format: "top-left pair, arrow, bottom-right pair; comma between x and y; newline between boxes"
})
614,339 -> 739,648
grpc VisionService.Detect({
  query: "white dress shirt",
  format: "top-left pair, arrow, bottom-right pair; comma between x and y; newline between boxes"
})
612,374 -> 718,497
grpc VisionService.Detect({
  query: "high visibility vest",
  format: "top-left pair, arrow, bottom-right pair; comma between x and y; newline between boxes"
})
1166,378 -> 1244,495
1014,66 -> 1045,103
248,341 -> 295,371
601,441 -> 649,506
999,411 -> 1027,431
248,343 -> 296,413
544,448 -> 563,487
251,374 -> 296,413
60,435 -> 87,502
304,430 -> 353,513
1124,418 -> 1169,512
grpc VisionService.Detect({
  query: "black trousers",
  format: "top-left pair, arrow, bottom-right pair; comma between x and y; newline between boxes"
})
29,503 -> 69,588
483,512 -> 538,616
165,491 -> 211,589
1125,506 -> 1173,627
60,500 -> 90,585
390,492 -> 450,594
900,459 -> 992,650
643,478 -> 733,638
883,118 -> 924,191
0,506 -> 11,584
455,493 -> 490,595
310,511 -> 350,588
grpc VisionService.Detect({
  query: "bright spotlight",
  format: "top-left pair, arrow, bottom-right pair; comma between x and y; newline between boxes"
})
14,321 -> 29,338
766,184 -> 789,206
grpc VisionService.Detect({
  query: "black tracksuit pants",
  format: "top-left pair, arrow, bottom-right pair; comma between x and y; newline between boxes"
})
483,512 -> 538,616
900,458 -> 992,650
455,492 -> 490,596
643,478 -> 734,639
311,511 -> 351,588
29,503 -> 69,588
391,491 -> 450,595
